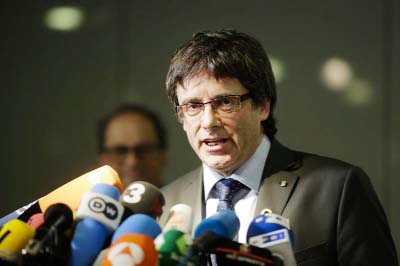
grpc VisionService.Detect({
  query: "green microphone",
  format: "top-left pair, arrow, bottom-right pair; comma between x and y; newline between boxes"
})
155,204 -> 199,265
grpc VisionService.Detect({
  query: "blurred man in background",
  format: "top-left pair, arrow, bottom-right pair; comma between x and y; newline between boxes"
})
97,104 -> 167,188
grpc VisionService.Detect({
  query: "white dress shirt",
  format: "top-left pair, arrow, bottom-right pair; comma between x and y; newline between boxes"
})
203,135 -> 271,243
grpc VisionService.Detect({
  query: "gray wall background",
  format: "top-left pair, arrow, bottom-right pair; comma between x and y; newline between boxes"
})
1,0 -> 398,256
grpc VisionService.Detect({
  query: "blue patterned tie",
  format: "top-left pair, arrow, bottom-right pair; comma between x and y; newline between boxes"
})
212,178 -> 250,211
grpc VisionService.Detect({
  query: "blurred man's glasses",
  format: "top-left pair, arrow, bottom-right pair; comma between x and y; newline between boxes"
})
175,93 -> 251,122
104,144 -> 160,159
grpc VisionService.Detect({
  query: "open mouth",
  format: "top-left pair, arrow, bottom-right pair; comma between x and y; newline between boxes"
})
204,139 -> 227,146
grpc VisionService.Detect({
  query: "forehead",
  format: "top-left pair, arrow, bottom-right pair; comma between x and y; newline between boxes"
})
176,72 -> 247,102
105,113 -> 158,146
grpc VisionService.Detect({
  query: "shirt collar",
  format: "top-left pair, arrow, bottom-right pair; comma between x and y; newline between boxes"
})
203,135 -> 271,199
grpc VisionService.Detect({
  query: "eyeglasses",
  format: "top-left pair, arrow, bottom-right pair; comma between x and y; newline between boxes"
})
103,144 -> 161,159
176,93 -> 251,121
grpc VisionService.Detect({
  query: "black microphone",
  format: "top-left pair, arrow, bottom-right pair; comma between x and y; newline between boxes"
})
21,203 -> 74,266
120,181 -> 165,220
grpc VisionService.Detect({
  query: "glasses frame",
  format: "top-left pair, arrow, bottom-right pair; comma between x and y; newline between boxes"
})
175,93 -> 251,122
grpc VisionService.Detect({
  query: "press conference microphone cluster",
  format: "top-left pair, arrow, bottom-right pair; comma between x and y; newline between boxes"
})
0,165 -> 167,266
1,164 -> 297,266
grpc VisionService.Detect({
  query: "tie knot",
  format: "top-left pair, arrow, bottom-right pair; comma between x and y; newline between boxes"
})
211,178 -> 250,211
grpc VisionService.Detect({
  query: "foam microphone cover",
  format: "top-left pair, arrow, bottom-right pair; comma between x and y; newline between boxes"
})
0,165 -> 123,227
27,214 -> 45,229
155,229 -> 194,266
162,204 -> 193,234
21,203 -> 73,266
69,183 -> 124,266
39,165 -> 123,213
102,234 -> 158,266
247,212 -> 296,266
0,219 -> 35,264
111,214 -> 161,243
194,210 -> 240,240
120,181 -> 165,220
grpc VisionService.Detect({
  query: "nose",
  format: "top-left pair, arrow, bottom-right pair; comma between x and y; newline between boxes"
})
124,151 -> 140,165
200,104 -> 221,129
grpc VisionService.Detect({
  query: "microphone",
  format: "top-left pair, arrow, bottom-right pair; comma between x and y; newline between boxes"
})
0,219 -> 35,265
194,210 -> 240,240
27,213 -> 45,229
91,248 -> 108,266
179,210 -> 240,266
155,204 -> 193,265
162,203 -> 193,233
102,214 -> 162,266
0,165 -> 123,227
111,213 -> 161,242
21,203 -> 74,266
247,212 -> 296,266
119,181 -> 165,220
68,183 -> 124,266
103,234 -> 158,266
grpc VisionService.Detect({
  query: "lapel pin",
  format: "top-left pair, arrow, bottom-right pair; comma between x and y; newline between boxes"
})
280,180 -> 288,187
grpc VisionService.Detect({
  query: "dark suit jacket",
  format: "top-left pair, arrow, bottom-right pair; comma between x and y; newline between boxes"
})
161,139 -> 398,265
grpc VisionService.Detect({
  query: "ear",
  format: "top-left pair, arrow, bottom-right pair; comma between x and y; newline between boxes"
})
258,98 -> 271,121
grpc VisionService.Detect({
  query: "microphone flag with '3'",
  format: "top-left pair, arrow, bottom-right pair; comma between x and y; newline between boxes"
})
119,181 -> 165,220
68,183 -> 124,266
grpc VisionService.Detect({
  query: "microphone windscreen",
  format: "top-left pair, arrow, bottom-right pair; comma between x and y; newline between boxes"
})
43,203 -> 74,232
120,181 -> 165,219
92,248 -> 108,266
0,219 -> 35,262
246,212 -> 294,247
38,165 -> 123,213
26,214 -> 44,229
75,183 -> 124,231
163,204 -> 193,234
155,229 -> 192,265
247,212 -> 296,266
194,210 -> 240,240
111,214 -> 161,242
68,183 -> 123,266
102,234 -> 157,266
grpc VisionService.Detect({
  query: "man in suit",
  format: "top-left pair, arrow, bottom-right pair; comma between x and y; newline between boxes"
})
161,29 -> 398,265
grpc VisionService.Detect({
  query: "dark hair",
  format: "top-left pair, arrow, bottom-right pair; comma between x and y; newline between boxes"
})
166,29 -> 277,139
97,104 -> 167,153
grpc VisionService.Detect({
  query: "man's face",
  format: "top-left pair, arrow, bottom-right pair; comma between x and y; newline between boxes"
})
99,113 -> 166,188
176,72 -> 270,176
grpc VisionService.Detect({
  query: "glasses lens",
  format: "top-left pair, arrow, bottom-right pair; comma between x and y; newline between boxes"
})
214,96 -> 240,112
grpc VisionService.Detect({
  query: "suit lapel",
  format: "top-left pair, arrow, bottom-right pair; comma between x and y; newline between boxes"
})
255,139 -> 301,216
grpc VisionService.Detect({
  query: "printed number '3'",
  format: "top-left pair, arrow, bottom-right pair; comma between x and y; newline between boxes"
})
123,183 -> 146,204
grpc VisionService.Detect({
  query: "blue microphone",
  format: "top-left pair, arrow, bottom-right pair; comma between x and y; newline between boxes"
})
194,210 -> 240,240
179,210 -> 240,266
247,212 -> 296,266
101,214 -> 162,266
111,213 -> 161,242
68,183 -> 124,266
